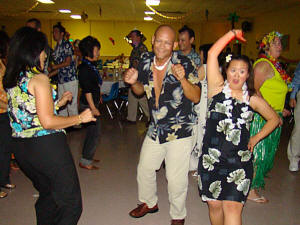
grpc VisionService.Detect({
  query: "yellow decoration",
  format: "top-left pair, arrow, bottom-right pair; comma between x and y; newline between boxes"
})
259,31 -> 282,50
146,4 -> 187,20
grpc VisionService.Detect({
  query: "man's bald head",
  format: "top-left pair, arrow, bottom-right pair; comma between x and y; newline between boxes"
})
152,25 -> 178,62
154,25 -> 176,43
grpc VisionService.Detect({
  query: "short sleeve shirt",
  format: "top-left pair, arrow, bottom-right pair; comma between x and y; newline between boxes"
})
129,43 -> 148,69
53,39 -> 77,84
137,51 -> 201,144
178,48 -> 201,68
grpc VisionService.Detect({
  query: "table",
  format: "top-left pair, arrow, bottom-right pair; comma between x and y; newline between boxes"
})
101,79 -> 126,95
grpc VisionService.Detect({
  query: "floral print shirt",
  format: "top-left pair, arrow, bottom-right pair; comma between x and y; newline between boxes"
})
178,48 -> 201,68
53,39 -> 77,84
129,43 -> 148,69
7,71 -> 64,138
137,51 -> 201,144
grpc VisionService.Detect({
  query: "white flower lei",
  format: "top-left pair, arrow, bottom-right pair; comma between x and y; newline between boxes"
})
222,80 -> 249,104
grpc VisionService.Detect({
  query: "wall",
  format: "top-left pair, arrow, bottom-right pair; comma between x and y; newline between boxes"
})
0,19 -> 183,56
1,4 -> 300,60
242,5 -> 300,61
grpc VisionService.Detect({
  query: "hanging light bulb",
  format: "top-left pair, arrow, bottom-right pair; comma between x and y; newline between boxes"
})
146,0 -> 160,6
37,0 -> 54,4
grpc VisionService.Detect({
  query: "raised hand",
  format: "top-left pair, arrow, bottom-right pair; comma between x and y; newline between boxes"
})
79,108 -> 96,123
171,64 -> 185,81
232,29 -> 246,42
124,68 -> 138,85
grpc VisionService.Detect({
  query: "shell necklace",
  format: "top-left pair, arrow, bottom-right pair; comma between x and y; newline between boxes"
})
153,56 -> 171,71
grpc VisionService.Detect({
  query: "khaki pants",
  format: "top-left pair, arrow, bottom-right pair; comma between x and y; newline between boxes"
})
287,91 -> 300,164
58,80 -> 79,117
127,89 -> 149,121
137,135 -> 194,219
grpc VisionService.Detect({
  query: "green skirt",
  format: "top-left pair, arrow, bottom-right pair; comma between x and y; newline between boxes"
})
250,112 -> 282,189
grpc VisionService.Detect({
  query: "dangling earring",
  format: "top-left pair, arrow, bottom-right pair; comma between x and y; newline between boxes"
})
242,82 -> 247,91
31,66 -> 40,74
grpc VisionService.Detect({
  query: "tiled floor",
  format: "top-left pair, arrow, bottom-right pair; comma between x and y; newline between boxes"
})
1,116 -> 299,225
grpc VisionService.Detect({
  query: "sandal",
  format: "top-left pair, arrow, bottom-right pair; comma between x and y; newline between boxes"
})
0,191 -> 8,198
247,196 -> 268,203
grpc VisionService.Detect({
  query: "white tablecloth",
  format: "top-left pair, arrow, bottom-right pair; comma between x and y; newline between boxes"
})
101,80 -> 126,95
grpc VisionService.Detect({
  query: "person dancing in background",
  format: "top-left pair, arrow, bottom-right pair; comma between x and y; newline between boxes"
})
51,22 -> 79,119
177,25 -> 202,173
248,31 -> 288,203
124,29 -> 149,124
3,27 -> 95,225
198,29 -> 279,225
287,62 -> 300,172
0,30 -> 16,199
78,36 -> 102,170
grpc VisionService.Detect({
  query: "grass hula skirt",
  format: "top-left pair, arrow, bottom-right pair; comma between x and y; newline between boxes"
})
250,112 -> 282,189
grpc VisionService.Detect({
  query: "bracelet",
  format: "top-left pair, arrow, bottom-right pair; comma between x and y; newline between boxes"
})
77,115 -> 82,125
231,30 -> 237,37
55,102 -> 60,111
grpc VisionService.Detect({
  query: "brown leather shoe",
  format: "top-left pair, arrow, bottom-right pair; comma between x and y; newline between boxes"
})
129,203 -> 158,218
171,219 -> 185,225
0,191 -> 8,198
79,163 -> 99,170
1,183 -> 16,190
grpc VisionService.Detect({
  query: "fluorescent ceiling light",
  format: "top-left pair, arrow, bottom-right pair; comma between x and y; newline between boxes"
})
146,0 -> 160,6
145,11 -> 155,15
70,15 -> 81,19
37,0 -> 55,4
144,16 -> 153,21
59,9 -> 71,13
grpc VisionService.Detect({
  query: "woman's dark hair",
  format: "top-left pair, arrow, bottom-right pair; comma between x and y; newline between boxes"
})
3,27 -> 48,89
221,54 -> 255,97
53,22 -> 66,34
0,30 -> 9,59
79,36 -> 100,58
199,43 -> 213,64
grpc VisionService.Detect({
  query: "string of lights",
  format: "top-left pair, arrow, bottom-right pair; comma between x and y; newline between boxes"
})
146,4 -> 187,20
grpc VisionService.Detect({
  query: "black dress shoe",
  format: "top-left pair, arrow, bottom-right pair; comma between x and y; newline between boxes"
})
122,119 -> 136,125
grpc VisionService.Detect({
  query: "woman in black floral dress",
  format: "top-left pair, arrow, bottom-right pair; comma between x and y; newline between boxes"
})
198,30 -> 280,225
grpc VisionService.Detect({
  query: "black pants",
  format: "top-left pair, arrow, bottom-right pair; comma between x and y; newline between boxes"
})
80,103 -> 101,163
0,113 -> 13,187
82,116 -> 101,161
13,132 -> 82,225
